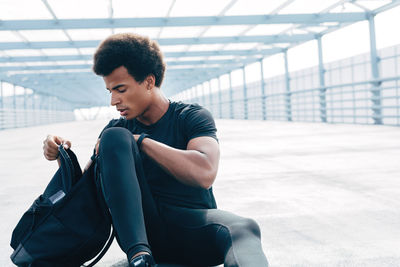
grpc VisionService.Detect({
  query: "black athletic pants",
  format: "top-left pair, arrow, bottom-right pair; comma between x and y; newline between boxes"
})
98,127 -> 269,267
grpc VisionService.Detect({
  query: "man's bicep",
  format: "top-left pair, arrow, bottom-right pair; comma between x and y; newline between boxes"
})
187,136 -> 220,165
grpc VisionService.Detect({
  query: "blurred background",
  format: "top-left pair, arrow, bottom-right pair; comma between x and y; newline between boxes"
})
0,0 -> 400,126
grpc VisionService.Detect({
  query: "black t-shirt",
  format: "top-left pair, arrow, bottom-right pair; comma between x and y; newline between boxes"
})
98,101 -> 218,209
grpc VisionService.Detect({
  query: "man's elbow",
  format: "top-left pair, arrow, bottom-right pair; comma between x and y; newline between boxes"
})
197,170 -> 217,189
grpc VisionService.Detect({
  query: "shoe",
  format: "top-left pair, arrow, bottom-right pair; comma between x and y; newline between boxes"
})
129,253 -> 157,267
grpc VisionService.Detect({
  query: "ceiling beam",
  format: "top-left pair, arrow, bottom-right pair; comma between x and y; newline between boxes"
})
0,34 -> 314,50
0,13 -> 368,31
0,48 -> 283,63
0,64 -> 92,72
372,0 -> 400,15
0,57 -> 264,72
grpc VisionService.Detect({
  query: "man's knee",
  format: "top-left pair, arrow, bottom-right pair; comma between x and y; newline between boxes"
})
230,217 -> 261,240
100,127 -> 133,153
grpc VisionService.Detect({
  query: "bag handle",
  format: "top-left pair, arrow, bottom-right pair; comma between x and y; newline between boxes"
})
84,153 -> 116,266
58,145 -> 75,192
83,227 -> 115,267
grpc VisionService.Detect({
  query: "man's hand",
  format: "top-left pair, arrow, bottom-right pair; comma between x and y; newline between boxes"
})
43,135 -> 71,161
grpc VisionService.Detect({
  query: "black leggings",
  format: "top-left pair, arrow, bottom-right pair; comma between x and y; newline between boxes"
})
98,127 -> 269,267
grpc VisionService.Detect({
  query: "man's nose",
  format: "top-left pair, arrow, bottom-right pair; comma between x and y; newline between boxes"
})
110,92 -> 120,106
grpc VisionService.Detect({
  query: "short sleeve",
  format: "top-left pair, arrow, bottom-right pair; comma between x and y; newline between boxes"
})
181,104 -> 218,142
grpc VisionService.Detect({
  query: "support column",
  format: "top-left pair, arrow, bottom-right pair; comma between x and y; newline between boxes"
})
189,87 -> 194,103
0,81 -> 3,109
24,87 -> 27,127
32,92 -> 36,110
201,83 -> 206,107
208,81 -> 213,114
317,36 -> 327,122
0,81 -> 3,130
229,72 -> 234,119
194,85 -> 199,104
32,92 -> 36,126
217,76 -> 222,119
368,14 -> 382,124
260,59 -> 267,120
13,84 -> 17,128
284,50 -> 292,121
13,84 -> 16,110
23,88 -> 27,110
242,66 -> 248,120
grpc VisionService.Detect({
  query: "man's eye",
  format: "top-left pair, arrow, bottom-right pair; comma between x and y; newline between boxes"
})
118,89 -> 126,93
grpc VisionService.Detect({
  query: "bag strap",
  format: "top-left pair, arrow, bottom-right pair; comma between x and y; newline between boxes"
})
58,145 -> 75,192
83,153 -> 116,267
83,227 -> 115,267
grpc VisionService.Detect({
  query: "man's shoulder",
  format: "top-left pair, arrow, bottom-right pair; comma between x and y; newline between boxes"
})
171,101 -> 207,118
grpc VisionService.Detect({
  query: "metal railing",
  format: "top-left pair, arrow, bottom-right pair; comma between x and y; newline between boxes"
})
0,108 -> 75,130
200,76 -> 400,126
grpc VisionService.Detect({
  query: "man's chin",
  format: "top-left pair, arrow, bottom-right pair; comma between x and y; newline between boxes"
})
124,114 -> 136,120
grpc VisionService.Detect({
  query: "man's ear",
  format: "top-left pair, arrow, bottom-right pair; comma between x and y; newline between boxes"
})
146,75 -> 156,89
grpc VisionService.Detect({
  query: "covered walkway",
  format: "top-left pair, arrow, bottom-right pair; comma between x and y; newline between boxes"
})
1,119 -> 399,266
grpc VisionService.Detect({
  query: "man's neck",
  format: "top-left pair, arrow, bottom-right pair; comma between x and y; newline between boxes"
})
136,92 -> 170,126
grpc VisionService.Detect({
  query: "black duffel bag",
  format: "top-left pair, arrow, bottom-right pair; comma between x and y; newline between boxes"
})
10,145 -> 114,267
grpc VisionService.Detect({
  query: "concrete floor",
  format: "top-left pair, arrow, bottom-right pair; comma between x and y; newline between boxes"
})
1,119 -> 399,267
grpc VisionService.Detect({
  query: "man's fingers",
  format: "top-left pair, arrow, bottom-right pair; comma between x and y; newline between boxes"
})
43,134 -> 72,161
64,140 -> 71,149
43,148 -> 58,160
47,138 -> 59,151
44,135 -> 59,151
56,136 -> 71,149
43,143 -> 59,159
53,135 -> 63,145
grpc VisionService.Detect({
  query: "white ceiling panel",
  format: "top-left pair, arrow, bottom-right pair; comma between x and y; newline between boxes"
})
46,0 -> 109,19
19,30 -> 69,42
3,49 -> 43,56
159,26 -> 204,38
113,28 -> 161,39
0,0 -> 52,20
0,31 -> 25,42
78,48 -> 98,55
225,0 -> 286,15
41,48 -> 81,56
112,0 -> 173,18
202,25 -> 250,37
186,44 -> 227,52
170,0 -> 232,16
244,24 -> 294,36
279,0 -> 340,14
159,45 -> 188,52
223,43 -> 261,50
357,0 -> 392,11
66,29 -> 113,41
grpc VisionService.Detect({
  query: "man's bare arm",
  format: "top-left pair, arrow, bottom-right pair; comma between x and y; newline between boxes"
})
139,136 -> 220,189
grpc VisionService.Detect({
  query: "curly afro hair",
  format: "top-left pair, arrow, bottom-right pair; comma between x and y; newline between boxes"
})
93,33 -> 166,87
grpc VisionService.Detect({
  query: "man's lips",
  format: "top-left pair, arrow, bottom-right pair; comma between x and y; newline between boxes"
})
118,108 -> 128,116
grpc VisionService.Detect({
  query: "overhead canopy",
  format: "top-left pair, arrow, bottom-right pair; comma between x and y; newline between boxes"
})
0,0 -> 399,108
